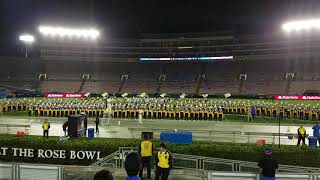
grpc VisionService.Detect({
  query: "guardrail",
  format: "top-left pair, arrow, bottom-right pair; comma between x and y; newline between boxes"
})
0,162 -> 111,180
92,147 -> 320,174
1,162 -> 319,180
207,171 -> 320,180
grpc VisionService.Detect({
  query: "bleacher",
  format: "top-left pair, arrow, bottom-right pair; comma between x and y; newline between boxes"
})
289,81 -> 320,94
39,81 -> 81,92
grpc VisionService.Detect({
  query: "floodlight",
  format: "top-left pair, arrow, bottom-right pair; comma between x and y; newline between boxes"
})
38,25 -> 100,40
19,34 -> 35,44
282,18 -> 320,32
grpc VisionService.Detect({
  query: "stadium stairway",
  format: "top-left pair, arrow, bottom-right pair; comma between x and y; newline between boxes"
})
78,79 -> 86,93
285,78 -> 292,94
33,79 -> 42,91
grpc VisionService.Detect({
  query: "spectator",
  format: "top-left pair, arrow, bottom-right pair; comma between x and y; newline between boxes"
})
155,143 -> 173,180
138,135 -> 154,179
125,152 -> 142,180
62,121 -> 68,137
93,170 -> 114,180
297,125 -> 306,146
258,147 -> 278,180
42,119 -> 50,138
312,122 -> 320,145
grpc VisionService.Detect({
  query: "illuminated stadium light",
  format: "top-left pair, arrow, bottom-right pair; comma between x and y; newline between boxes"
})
19,34 -> 35,44
38,25 -> 100,39
282,19 -> 320,32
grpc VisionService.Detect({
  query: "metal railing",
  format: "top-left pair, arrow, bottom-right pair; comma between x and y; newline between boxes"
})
0,162 -> 111,180
91,147 -> 320,174
1,162 -> 319,180
207,171 -> 320,180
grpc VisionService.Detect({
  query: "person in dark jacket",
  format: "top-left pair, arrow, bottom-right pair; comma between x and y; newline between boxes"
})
312,122 -> 320,145
258,147 -> 278,180
93,170 -> 114,180
95,116 -> 100,133
297,125 -> 307,146
155,143 -> 173,180
62,121 -> 68,137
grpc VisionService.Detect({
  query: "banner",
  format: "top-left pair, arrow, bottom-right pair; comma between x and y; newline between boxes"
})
44,93 -> 85,98
274,95 -> 320,100
0,147 -> 101,160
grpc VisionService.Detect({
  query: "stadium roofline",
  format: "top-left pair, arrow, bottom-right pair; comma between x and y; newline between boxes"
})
140,31 -> 234,42
140,31 -> 234,39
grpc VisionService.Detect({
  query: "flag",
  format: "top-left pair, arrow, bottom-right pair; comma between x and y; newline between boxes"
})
224,93 -> 231,98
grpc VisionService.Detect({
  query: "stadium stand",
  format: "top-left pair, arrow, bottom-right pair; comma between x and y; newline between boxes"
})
0,33 -> 320,95
1,58 -> 319,95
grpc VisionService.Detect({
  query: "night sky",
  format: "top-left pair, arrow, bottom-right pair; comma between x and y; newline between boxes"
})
0,0 -> 320,54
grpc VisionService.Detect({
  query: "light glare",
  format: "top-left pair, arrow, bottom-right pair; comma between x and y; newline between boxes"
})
19,34 -> 35,43
282,18 -> 320,32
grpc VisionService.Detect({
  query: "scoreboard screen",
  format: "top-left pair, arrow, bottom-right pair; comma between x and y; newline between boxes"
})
140,56 -> 233,61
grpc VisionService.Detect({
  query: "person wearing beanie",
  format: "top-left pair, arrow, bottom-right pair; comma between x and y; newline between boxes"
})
155,143 -> 173,180
93,170 -> 114,180
125,152 -> 142,180
258,147 -> 278,180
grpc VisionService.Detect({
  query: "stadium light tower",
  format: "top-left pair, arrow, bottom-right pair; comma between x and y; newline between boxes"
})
282,18 -> 320,32
19,34 -> 35,58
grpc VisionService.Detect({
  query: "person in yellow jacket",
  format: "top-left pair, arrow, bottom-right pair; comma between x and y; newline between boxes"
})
138,136 -> 154,179
42,119 -> 51,138
297,125 -> 306,146
155,143 -> 173,180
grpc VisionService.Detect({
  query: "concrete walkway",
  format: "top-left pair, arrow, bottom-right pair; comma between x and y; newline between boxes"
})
0,116 -> 316,146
